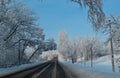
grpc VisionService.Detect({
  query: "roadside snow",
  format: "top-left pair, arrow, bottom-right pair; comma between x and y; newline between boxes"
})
60,55 -> 120,78
79,54 -> 120,73
40,50 -> 58,60
0,61 -> 45,77
40,50 -> 65,61
61,62 -> 120,78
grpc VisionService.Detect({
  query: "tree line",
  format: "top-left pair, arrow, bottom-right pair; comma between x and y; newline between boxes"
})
58,31 -> 109,65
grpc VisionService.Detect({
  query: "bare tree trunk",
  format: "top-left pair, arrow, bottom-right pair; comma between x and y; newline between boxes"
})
84,59 -> 86,66
18,41 -> 21,65
81,53 -> 83,64
72,58 -> 74,64
4,25 -> 19,41
118,66 -> 120,72
21,41 -> 27,63
90,47 -> 93,67
27,47 -> 40,63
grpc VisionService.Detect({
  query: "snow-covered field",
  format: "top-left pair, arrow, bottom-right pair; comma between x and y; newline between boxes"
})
78,54 -> 120,73
61,54 -> 120,78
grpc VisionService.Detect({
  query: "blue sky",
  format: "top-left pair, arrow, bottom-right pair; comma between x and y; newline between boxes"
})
23,0 -> 120,42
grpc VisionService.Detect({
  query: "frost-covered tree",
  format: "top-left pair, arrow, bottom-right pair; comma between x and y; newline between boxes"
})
93,40 -> 109,57
76,36 -> 109,66
0,0 -> 21,66
76,37 -> 86,62
71,0 -> 105,31
58,31 -> 69,61
68,39 -> 77,63
25,28 -> 46,63
24,27 -> 57,62
44,38 -> 57,51
83,37 -> 96,67
0,0 -> 54,67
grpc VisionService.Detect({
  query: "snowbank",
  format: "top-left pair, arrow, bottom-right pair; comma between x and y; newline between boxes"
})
60,54 -> 120,78
40,50 -> 65,61
0,61 -> 44,77
40,50 -> 58,60
61,62 -> 120,78
79,54 -> 120,73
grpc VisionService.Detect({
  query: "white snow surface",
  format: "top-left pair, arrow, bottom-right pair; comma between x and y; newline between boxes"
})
40,50 -> 58,60
61,54 -> 120,78
40,50 -> 65,61
0,61 -> 45,77
78,54 -> 120,73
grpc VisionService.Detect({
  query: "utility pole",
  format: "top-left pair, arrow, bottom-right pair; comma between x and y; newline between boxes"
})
109,20 -> 115,72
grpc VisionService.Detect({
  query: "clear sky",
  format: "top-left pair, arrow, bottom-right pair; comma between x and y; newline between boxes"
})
23,0 -> 120,42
